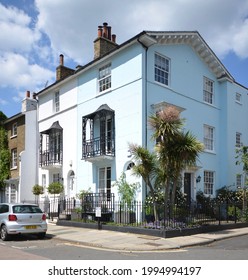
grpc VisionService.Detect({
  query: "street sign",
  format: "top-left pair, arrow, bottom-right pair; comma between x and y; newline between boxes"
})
95,207 -> 101,217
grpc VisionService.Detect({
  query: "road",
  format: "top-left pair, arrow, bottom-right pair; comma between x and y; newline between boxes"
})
0,233 -> 248,260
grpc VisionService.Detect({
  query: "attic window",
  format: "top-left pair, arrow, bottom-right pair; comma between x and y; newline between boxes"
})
203,77 -> 214,104
154,53 -> 170,86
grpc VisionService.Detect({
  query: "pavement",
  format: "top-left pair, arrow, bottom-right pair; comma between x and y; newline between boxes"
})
47,221 -> 248,252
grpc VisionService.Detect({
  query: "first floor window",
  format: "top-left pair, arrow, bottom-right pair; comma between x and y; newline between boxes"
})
236,132 -> 242,147
99,167 -> 111,199
99,63 -> 111,93
204,171 -> 214,195
204,125 -> 214,151
236,174 -> 242,189
54,91 -> 60,112
11,122 -> 17,137
11,148 -> 17,169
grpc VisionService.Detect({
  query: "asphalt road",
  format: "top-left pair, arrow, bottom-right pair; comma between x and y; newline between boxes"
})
0,233 -> 248,260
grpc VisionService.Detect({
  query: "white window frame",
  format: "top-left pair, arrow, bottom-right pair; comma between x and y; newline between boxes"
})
154,53 -> 170,86
98,167 -> 111,194
204,171 -> 214,195
235,92 -> 242,104
236,174 -> 242,189
98,63 -> 111,93
54,91 -> 60,112
11,122 -> 17,137
236,132 -> 242,148
11,148 -> 17,169
204,125 -> 214,152
203,77 -> 214,104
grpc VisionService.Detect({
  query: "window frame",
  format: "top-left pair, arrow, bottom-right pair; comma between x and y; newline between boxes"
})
98,63 -> 112,93
11,148 -> 17,169
235,92 -> 242,104
54,91 -> 60,112
204,171 -> 214,195
11,122 -> 17,137
203,124 -> 214,152
236,174 -> 242,189
236,132 -> 242,148
203,77 -> 214,104
154,53 -> 170,86
98,167 -> 111,196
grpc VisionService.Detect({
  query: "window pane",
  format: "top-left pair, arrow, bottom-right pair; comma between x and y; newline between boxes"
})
203,77 -> 214,104
204,171 -> 214,195
204,125 -> 214,151
99,64 -> 111,93
155,53 -> 170,86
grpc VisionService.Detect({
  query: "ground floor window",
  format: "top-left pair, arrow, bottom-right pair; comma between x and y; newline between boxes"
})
5,184 -> 17,203
204,171 -> 214,195
99,167 -> 111,199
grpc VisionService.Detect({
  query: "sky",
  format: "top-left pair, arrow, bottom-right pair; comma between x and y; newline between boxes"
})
0,0 -> 248,118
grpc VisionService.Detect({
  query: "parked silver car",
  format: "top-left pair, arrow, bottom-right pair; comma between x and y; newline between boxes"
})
0,203 -> 47,241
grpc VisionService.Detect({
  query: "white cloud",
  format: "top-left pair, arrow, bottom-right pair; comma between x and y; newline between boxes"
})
0,3 -> 40,53
0,52 -> 54,91
34,0 -> 248,64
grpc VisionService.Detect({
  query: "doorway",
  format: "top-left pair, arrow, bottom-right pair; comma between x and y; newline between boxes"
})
184,173 -> 192,206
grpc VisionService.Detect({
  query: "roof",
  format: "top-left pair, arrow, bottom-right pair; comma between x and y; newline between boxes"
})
35,30 -> 245,97
83,104 -> 114,119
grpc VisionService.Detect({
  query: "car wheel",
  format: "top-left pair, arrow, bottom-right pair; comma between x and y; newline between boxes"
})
37,232 -> 46,239
1,225 -> 10,241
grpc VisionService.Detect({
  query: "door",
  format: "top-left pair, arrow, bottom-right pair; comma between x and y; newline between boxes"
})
184,173 -> 191,206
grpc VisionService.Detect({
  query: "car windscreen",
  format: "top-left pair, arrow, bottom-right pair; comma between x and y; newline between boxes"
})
13,205 -> 43,214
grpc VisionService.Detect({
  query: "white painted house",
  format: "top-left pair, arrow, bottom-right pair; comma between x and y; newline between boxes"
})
35,23 -> 248,203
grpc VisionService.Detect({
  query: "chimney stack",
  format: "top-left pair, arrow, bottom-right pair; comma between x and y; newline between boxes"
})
56,54 -> 74,81
94,22 -> 118,59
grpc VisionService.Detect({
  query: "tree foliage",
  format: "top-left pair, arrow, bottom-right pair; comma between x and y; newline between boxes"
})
129,106 -> 204,218
47,182 -> 64,198
0,111 -> 10,190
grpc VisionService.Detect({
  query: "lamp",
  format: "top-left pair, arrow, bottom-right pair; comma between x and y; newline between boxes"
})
196,175 -> 201,183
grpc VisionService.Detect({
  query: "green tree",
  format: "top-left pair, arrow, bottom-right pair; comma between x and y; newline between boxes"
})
47,182 -> 64,200
0,112 -> 10,190
32,184 -> 44,203
236,146 -> 248,211
129,106 -> 203,219
113,172 -> 139,209
128,143 -> 161,219
149,106 -> 203,214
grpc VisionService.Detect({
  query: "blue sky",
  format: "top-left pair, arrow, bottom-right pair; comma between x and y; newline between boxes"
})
1,0 -> 248,118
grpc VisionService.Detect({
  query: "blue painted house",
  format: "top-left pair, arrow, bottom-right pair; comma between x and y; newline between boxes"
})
36,23 -> 248,203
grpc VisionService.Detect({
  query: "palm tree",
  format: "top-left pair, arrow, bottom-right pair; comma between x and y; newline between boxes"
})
167,131 -> 204,210
128,143 -> 160,220
149,106 -> 203,214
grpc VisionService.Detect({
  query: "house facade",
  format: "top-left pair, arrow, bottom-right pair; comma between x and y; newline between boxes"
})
3,91 -> 38,203
35,23 -> 248,203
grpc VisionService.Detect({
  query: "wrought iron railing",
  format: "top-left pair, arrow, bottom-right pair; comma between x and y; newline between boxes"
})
82,136 -> 115,159
39,150 -> 63,167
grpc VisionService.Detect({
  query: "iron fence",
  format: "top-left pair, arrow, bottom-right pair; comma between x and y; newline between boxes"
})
38,196 -> 248,229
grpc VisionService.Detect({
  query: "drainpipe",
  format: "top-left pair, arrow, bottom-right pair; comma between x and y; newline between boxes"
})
137,38 -> 148,198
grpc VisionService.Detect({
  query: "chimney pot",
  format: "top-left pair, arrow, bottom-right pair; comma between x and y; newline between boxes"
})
112,34 -> 116,43
98,26 -> 103,37
26,90 -> 30,98
107,26 -> 112,40
103,22 -> 108,38
59,54 -> 64,66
